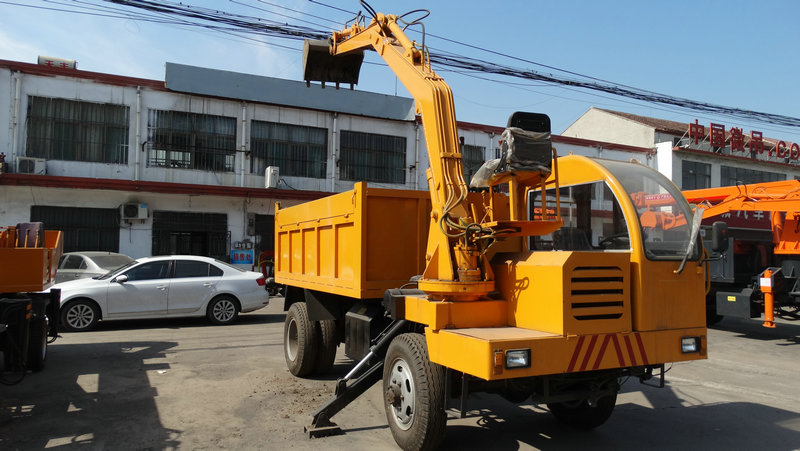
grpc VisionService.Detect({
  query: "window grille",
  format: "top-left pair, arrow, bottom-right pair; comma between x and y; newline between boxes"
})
339,130 -> 406,184
682,161 -> 712,190
461,143 -> 485,185
26,96 -> 129,164
30,206 -> 120,252
147,110 -> 236,172
250,121 -> 327,178
720,166 -> 785,186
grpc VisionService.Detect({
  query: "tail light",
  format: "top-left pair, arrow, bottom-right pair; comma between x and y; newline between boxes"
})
256,276 -> 266,286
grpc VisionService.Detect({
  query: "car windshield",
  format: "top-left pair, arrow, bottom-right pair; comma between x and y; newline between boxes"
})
97,260 -> 139,280
91,254 -> 134,270
594,159 -> 700,261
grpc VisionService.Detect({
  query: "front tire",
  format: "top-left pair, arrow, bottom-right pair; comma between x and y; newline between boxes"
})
284,302 -> 318,377
207,296 -> 239,325
383,333 -> 446,451
547,391 -> 617,429
61,300 -> 100,332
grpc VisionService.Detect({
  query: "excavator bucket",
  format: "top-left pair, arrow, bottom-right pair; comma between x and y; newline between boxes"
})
302,39 -> 364,88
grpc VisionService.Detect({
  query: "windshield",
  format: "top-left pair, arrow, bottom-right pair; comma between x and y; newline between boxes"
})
595,159 -> 700,261
97,260 -> 139,280
91,254 -> 135,270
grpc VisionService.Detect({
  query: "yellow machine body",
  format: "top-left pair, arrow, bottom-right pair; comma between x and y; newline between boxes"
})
0,225 -> 63,293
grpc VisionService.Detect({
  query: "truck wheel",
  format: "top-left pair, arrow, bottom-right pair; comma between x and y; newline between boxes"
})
207,296 -> 239,325
61,299 -> 99,332
26,317 -> 48,372
547,391 -> 617,429
314,319 -> 338,374
383,333 -> 446,451
284,302 -> 318,377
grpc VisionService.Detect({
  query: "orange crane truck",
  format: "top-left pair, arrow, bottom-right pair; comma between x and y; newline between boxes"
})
685,179 -> 800,327
274,5 -> 719,449
0,222 -> 62,384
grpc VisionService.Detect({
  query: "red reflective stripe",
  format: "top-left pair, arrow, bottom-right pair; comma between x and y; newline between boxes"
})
579,335 -> 599,371
611,334 -> 626,367
635,333 -> 649,365
567,336 -> 585,373
624,335 -> 637,366
592,334 -> 612,370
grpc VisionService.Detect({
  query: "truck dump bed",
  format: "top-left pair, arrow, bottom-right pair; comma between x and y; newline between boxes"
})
0,223 -> 63,292
275,183 -> 430,299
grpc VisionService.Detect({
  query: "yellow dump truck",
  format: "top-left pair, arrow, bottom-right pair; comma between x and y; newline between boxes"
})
274,5 -> 720,449
0,223 -> 62,384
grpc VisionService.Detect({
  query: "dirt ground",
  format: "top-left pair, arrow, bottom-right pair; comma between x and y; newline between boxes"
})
2,298 -> 800,450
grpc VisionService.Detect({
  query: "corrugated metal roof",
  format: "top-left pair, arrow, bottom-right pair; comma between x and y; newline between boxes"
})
165,62 -> 416,122
597,108 -> 688,134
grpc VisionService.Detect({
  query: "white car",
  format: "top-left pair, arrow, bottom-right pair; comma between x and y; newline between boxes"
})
54,255 -> 270,331
55,251 -> 135,284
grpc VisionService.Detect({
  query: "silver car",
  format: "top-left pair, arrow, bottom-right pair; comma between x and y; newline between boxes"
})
54,255 -> 270,331
56,252 -> 135,284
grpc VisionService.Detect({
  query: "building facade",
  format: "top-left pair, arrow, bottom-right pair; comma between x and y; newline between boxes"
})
1,59 -> 654,263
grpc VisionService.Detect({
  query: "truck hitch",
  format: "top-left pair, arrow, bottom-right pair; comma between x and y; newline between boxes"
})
305,319 -> 407,438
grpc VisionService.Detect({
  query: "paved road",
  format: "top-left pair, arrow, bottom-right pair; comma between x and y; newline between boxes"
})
2,299 -> 799,450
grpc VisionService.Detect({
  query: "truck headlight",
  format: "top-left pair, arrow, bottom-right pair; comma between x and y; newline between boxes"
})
681,337 -> 700,353
505,349 -> 531,369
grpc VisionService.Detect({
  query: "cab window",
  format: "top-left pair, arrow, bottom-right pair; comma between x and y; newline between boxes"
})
530,181 -> 630,251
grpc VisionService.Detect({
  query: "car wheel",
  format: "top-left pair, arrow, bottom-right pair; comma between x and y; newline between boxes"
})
284,302 -> 318,377
61,299 -> 100,332
383,333 -> 447,451
313,319 -> 338,374
207,296 -> 239,325
26,317 -> 48,372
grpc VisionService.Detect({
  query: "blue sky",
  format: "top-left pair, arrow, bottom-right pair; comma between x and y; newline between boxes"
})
3,0 -> 799,144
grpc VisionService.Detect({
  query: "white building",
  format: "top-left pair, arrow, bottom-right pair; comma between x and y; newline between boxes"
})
0,59 -> 654,262
563,107 -> 800,189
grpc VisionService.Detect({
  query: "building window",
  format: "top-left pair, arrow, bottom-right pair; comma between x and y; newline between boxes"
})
682,160 -> 711,190
250,121 -> 327,178
339,130 -> 406,184
30,206 -> 121,252
461,144 -> 485,185
26,96 -> 129,164
152,211 -> 228,261
721,166 -> 786,186
147,110 -> 236,172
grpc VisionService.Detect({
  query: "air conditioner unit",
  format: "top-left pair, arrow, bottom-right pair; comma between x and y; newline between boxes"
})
17,157 -> 46,175
265,166 -> 280,188
121,203 -> 148,220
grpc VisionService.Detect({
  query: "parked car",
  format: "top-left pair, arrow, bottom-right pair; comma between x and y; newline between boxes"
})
54,255 -> 269,331
56,251 -> 135,284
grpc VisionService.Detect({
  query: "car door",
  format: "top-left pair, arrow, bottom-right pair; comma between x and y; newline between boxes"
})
57,254 -> 87,284
167,259 -> 223,315
106,260 -> 171,318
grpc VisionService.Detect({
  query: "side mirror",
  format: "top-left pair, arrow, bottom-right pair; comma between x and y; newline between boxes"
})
711,221 -> 729,253
114,274 -> 128,284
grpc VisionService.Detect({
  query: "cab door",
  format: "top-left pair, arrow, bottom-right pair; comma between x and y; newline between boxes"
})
106,260 -> 171,318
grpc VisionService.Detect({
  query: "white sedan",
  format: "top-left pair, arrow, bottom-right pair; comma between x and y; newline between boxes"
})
54,255 -> 270,332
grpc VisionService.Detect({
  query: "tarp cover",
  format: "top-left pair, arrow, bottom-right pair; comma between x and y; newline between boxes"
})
470,127 -> 552,188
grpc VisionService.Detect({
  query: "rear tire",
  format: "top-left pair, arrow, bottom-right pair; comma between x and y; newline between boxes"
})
207,296 -> 239,325
547,391 -> 617,429
26,317 -> 48,372
383,333 -> 446,451
313,319 -> 338,374
284,302 -> 318,377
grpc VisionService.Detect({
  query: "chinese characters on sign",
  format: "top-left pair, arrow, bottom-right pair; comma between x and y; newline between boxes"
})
230,249 -> 254,265
686,120 -> 800,161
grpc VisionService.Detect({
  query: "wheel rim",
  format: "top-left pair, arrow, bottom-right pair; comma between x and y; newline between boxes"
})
387,356 -> 416,431
67,304 -> 94,330
286,317 -> 298,361
213,299 -> 235,322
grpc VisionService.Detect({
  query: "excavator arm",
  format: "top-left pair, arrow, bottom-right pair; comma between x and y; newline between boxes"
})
303,7 -> 561,300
